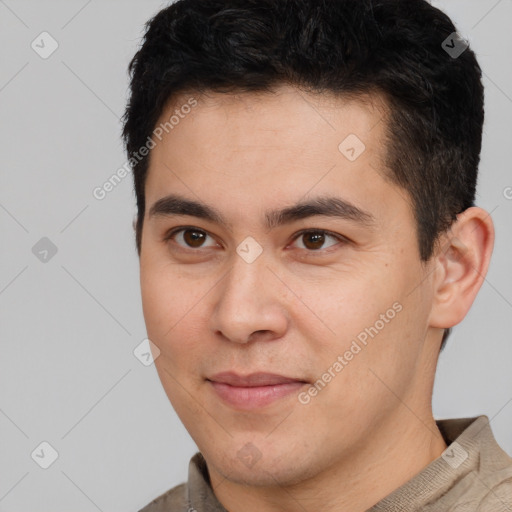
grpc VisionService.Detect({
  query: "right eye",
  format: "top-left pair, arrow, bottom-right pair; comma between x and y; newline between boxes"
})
163,226 -> 220,251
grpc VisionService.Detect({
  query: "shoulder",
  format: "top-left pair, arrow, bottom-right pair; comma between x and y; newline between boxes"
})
474,429 -> 512,512
475,476 -> 512,512
138,482 -> 188,512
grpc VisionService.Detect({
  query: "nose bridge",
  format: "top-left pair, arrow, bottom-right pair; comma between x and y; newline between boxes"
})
211,246 -> 287,344
222,248 -> 270,312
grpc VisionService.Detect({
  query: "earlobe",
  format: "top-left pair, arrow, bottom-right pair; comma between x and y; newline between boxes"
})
429,207 -> 495,330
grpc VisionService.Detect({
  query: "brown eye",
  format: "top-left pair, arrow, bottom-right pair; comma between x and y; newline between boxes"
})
182,229 -> 207,248
292,230 -> 344,252
165,227 -> 218,250
302,231 -> 326,250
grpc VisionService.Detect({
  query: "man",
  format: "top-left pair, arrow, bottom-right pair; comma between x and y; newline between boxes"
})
122,0 -> 512,510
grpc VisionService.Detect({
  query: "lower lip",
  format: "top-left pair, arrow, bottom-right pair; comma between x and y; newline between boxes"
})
208,381 -> 306,409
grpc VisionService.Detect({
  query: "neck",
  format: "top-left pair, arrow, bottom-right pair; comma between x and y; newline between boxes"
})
208,410 -> 447,512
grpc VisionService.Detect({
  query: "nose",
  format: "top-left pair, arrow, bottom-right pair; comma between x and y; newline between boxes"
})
209,251 -> 289,344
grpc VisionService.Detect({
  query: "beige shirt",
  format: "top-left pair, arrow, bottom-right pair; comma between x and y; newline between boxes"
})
139,415 -> 512,511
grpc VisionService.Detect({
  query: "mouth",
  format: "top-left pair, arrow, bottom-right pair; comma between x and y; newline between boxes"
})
206,372 -> 309,410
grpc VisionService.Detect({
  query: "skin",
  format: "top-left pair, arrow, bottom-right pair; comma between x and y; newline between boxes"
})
139,85 -> 494,512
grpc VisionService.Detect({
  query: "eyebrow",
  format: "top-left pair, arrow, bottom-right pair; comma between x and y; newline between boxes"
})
148,193 -> 375,231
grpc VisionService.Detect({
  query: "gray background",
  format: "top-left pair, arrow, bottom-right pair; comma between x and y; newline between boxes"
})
0,1 -> 511,510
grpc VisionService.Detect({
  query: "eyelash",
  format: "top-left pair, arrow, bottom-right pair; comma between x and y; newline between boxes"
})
162,226 -> 348,254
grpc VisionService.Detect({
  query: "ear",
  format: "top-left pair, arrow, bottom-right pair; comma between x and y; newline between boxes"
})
429,207 -> 494,330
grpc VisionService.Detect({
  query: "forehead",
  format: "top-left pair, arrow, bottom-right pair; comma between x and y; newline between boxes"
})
162,85 -> 389,141
144,85 -> 409,229
148,85 -> 390,175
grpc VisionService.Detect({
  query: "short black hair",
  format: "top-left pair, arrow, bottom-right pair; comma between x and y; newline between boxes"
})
122,0 -> 485,351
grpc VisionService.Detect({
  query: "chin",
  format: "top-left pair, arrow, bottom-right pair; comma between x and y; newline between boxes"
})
204,443 -> 318,488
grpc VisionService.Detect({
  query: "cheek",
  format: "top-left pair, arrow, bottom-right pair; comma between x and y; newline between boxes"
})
140,266 -> 170,336
140,242 -> 191,311
140,260 -> 211,363
297,257 -> 425,370
140,258 -> 187,342
293,269 -> 390,338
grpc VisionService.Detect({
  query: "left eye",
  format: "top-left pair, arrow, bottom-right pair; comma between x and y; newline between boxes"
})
290,230 -> 344,251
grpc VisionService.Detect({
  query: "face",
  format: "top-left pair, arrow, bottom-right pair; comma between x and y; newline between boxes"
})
140,85 -> 440,487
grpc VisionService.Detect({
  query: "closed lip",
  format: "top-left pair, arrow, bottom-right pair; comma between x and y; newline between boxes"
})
207,372 -> 308,387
